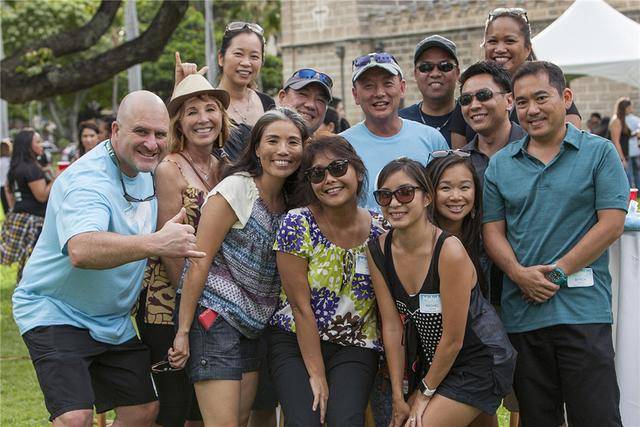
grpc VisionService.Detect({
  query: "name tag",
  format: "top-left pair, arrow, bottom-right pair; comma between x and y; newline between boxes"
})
355,253 -> 369,275
419,294 -> 442,314
567,268 -> 594,288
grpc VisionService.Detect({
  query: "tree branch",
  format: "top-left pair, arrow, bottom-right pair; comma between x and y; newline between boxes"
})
1,0 -> 189,103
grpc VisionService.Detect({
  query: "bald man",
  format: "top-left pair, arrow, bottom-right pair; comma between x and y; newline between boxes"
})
13,91 -> 205,426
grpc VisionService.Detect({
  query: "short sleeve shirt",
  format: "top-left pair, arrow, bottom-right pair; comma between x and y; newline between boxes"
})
271,207 -> 385,350
483,124 -> 629,333
11,162 -> 48,216
12,141 -> 157,344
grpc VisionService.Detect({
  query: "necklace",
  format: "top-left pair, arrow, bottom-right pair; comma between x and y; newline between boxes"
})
230,91 -> 253,124
418,101 -> 451,131
184,151 -> 213,181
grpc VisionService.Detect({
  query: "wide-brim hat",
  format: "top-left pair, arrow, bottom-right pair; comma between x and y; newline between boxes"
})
167,74 -> 230,117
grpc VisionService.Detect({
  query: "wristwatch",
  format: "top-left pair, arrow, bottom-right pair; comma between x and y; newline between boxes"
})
418,378 -> 436,397
546,266 -> 567,287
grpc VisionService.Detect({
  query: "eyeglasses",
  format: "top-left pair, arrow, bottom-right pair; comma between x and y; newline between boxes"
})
291,68 -> 333,88
151,358 -> 182,374
305,159 -> 349,184
417,61 -> 456,73
487,7 -> 529,24
224,21 -> 264,36
352,53 -> 399,70
427,149 -> 471,163
120,172 -> 156,203
458,88 -> 507,106
374,185 -> 423,207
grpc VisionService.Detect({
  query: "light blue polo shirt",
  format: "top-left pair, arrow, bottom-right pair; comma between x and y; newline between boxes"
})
341,118 -> 448,210
12,141 -> 157,344
483,124 -> 629,333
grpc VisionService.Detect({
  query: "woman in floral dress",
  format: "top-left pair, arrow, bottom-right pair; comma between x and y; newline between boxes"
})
268,135 -> 385,426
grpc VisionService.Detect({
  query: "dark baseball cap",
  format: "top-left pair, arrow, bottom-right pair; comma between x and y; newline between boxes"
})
283,68 -> 333,101
414,35 -> 458,64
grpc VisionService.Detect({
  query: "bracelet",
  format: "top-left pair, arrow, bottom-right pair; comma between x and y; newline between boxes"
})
419,378 -> 436,397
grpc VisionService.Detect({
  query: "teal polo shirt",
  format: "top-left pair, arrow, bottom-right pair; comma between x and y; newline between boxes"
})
483,124 -> 629,333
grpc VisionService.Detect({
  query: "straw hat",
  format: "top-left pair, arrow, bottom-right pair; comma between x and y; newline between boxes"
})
167,74 -> 230,117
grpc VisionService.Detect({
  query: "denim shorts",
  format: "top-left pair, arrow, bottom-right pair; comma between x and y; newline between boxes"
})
185,304 -> 260,383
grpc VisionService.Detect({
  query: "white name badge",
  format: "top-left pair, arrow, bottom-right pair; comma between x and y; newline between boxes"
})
355,253 -> 369,275
567,268 -> 595,288
419,294 -> 442,314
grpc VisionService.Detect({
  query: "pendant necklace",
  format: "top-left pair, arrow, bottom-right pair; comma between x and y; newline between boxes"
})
185,152 -> 213,181
418,101 -> 451,131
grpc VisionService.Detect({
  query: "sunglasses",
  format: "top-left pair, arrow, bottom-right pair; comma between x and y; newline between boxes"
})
305,159 -> 349,184
151,358 -> 182,374
224,21 -> 264,36
458,88 -> 507,106
417,61 -> 456,73
119,172 -> 156,203
488,7 -> 529,24
427,149 -> 471,163
374,185 -> 423,207
291,68 -> 333,88
352,53 -> 398,70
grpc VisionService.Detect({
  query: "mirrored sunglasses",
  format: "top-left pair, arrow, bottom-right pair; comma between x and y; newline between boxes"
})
225,21 -> 264,36
373,185 -> 423,207
458,88 -> 507,106
417,61 -> 456,73
352,53 -> 398,70
305,159 -> 349,184
292,68 -> 333,88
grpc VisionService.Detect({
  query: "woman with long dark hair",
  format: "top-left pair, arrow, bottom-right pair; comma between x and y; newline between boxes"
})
0,129 -> 54,281
269,135 -> 384,426
367,158 -> 515,427
76,120 -> 101,159
609,97 -> 632,177
169,108 -> 307,427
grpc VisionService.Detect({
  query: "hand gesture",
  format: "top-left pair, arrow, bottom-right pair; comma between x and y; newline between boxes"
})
175,51 -> 209,87
168,331 -> 189,369
155,208 -> 206,259
309,374 -> 329,424
389,397 -> 410,427
512,264 -> 560,303
405,391 -> 430,427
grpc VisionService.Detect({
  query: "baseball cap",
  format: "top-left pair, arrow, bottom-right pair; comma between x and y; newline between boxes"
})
413,35 -> 458,64
283,69 -> 333,101
351,52 -> 403,83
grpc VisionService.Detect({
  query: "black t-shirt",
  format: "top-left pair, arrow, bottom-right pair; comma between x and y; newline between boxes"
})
399,102 -> 472,148
451,101 -> 582,142
10,161 -> 48,217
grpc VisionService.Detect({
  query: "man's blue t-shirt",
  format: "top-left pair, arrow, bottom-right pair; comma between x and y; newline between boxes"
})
341,118 -> 448,210
12,141 -> 157,345
483,124 -> 629,333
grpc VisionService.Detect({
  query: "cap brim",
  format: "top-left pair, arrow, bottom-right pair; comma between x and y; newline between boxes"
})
352,63 -> 402,83
167,89 -> 230,117
286,79 -> 332,101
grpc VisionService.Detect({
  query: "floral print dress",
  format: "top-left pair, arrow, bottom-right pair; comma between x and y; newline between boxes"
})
271,207 -> 385,351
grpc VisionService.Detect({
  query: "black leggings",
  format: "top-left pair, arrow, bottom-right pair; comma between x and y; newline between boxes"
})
268,327 -> 378,427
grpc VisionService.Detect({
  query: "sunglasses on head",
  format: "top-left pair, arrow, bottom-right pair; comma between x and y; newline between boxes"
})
291,68 -> 333,88
417,61 -> 456,73
458,88 -> 507,106
427,149 -> 471,163
305,159 -> 349,184
488,7 -> 529,23
224,21 -> 264,36
352,53 -> 398,70
374,185 -> 423,207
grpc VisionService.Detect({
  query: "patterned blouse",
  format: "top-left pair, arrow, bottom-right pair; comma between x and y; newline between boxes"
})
140,161 -> 205,325
189,173 -> 284,339
271,207 -> 385,351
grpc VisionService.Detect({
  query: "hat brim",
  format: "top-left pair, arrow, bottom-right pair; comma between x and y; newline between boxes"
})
352,62 -> 403,83
414,41 -> 458,64
286,79 -> 332,101
167,89 -> 230,117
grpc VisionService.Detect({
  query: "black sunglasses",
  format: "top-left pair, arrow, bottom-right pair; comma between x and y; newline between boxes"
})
305,159 -> 349,184
374,185 -> 423,207
417,61 -> 456,74
119,172 -> 156,203
427,149 -> 471,163
151,358 -> 182,374
458,88 -> 507,106
224,21 -> 264,36
292,68 -> 334,88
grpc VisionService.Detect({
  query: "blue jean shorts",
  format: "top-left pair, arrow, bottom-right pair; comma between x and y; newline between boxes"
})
184,304 -> 260,383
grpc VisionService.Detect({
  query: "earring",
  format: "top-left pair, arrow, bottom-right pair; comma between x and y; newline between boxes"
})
471,209 -> 476,219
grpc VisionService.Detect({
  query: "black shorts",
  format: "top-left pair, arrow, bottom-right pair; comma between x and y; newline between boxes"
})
22,325 -> 157,421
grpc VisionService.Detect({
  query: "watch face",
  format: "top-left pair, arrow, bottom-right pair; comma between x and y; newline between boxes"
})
547,270 -> 562,282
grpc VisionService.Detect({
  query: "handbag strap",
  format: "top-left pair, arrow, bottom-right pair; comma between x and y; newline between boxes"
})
177,152 -> 212,192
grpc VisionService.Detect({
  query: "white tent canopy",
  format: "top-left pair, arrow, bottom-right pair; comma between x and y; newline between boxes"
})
532,0 -> 640,88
